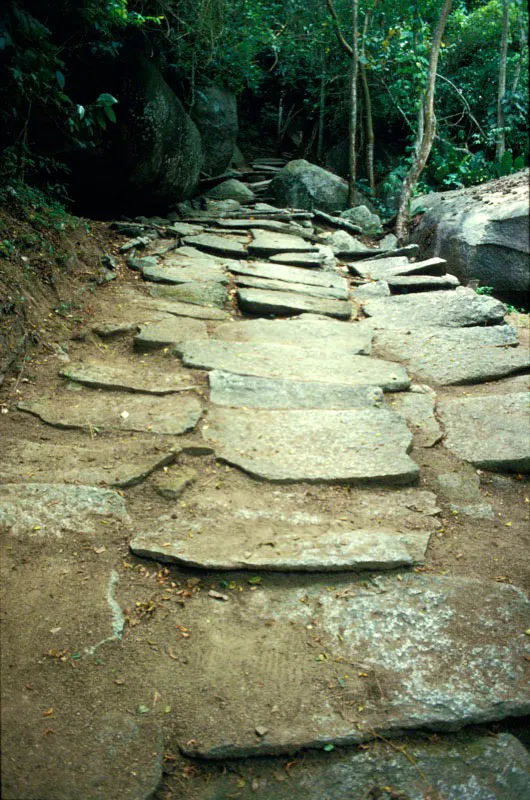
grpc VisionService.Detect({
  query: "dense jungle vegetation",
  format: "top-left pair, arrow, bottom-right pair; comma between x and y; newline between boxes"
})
0,0 -> 528,215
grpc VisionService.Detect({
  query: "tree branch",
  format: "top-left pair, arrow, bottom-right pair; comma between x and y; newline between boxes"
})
326,0 -> 353,58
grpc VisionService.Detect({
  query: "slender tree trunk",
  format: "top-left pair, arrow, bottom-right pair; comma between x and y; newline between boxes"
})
496,0 -> 510,161
348,0 -> 359,206
317,49 -> 326,161
395,0 -> 453,243
361,4 -> 376,195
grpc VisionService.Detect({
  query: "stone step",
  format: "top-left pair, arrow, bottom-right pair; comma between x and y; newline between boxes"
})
133,316 -> 208,351
237,287 -> 352,319
229,259 -> 347,289
60,361 -> 199,394
374,324 -> 529,385
140,262 -> 228,285
168,572 -> 530,759
201,406 -> 419,484
18,391 -> 202,436
354,256 -> 447,280
439,391 -> 530,472
234,274 -> 349,301
211,316 -> 373,354
387,273 -> 460,292
269,248 -> 335,268
191,732 -> 530,798
248,230 -> 319,257
175,340 -> 410,390
362,287 -> 506,328
149,281 -> 228,308
182,232 -> 248,258
0,438 -> 177,487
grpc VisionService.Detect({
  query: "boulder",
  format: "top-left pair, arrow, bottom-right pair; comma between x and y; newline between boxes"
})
269,160 -> 350,213
190,85 -> 238,175
117,57 -> 203,208
204,178 -> 255,203
411,171 -> 530,295
341,205 -> 381,232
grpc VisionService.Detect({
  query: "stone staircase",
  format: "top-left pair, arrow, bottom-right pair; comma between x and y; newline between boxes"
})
1,201 -> 529,799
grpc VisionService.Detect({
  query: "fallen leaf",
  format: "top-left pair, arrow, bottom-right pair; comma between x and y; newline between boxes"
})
42,708 -> 54,717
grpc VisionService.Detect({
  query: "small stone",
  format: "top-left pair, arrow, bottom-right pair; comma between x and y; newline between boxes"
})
255,726 -> 269,737
208,590 -> 229,601
154,468 -> 198,500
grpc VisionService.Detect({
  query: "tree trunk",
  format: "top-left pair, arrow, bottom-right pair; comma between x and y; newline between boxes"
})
348,0 -> 359,206
317,49 -> 326,161
496,0 -> 510,162
361,4 -> 377,195
395,0 -> 453,243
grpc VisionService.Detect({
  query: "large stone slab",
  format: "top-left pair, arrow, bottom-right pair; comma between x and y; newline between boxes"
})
248,230 -> 318,257
60,361 -> 199,394
363,287 -> 507,329
176,341 -> 409,390
173,572 -> 530,758
133,298 -> 227,320
374,324 -> 529,385
166,245 -> 240,268
18,391 -> 202,436
141,262 -> 228,285
355,256 -> 447,281
149,281 -> 228,308
269,247 -> 335,268
237,288 -> 352,320
132,525 -> 429,571
133,316 -> 207,350
387,387 -> 442,448
0,438 -> 177,487
210,218 -> 316,238
202,407 -> 418,484
195,732 -> 530,799
0,484 -> 130,535
212,316 -> 373,354
182,233 -> 248,258
229,259 -> 347,289
209,370 -> 384,409
386,273 -> 459,291
439,392 -> 530,472
234,274 -> 349,301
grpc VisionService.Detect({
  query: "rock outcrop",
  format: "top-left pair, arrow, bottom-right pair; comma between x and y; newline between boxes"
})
411,171 -> 530,295
269,160 -> 350,213
191,85 -> 238,176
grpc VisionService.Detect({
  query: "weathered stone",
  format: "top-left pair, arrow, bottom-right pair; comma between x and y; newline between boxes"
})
0,438 -> 177,487
165,245 -> 240,269
209,370 -> 384,409
18,392 -> 202,436
131,297 -> 228,321
182,233 -> 248,258
0,484 -> 130,535
202,406 -> 418,484
92,321 -> 139,338
210,218 -> 316,238
176,340 -> 409,390
131,317 -> 207,351
340,205 -> 381,232
269,246 -> 335,269
205,178 -> 255,203
248,230 -> 319,258
141,262 -> 228,285
154,467 -> 198,500
374,325 -> 528,385
132,524 -> 429,571
439,392 -> 530,472
237,288 -> 352,320
164,222 -> 204,236
229,260 -> 347,290
60,361 -> 199,394
212,316 -> 373,354
173,572 -> 530,758
126,255 -> 159,272
363,287 -> 507,329
387,387 -> 442,448
234,274 -> 349,301
437,469 -> 494,520
387,273 -> 460,291
379,232 -> 399,250
352,280 -> 391,300
355,257 -> 447,281
269,159 -> 349,213
149,281 -> 228,308
190,85 -> 238,175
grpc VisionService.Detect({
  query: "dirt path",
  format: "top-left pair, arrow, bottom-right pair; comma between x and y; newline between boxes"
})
1,206 -> 529,799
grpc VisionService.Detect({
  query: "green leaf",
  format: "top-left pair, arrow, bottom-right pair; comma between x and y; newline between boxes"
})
514,155 -> 525,170
97,93 -> 118,107
248,576 -> 262,585
499,151 -> 513,176
104,106 -> 116,123
56,70 -> 65,89
76,104 -> 85,120
323,744 -> 335,752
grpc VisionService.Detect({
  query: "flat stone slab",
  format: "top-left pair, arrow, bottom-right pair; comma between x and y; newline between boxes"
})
0,484 -> 130,535
173,572 -> 530,758
387,273 -> 459,291
374,324 -> 528,385
18,391 -> 202,436
210,218 -> 316,238
269,248 -> 334,268
167,245 -> 240,268
229,259 -> 347,289
132,525 -> 430,571
234,274 -> 349,301
133,316 -> 207,350
0,438 -> 177,487
355,257 -> 447,281
134,298 -> 227,320
237,288 -> 352,320
149,281 -> 228,308
176,341 -> 409,391
363,287 -> 507,329
212,316 -> 373,354
141,262 -> 228,285
194,732 -> 530,799
352,280 -> 391,300
248,230 -> 318,257
439,392 -> 530,472
209,370 -> 384,409
387,388 -> 442,448
202,407 -> 418,484
182,233 -> 248,258
60,361 -> 199,394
